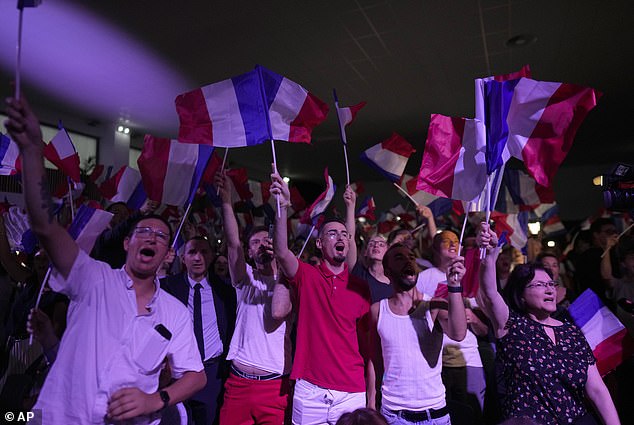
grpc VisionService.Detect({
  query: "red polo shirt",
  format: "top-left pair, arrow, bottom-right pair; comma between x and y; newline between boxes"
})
287,260 -> 371,392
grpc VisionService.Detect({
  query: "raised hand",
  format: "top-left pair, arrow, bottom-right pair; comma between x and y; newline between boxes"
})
4,96 -> 43,151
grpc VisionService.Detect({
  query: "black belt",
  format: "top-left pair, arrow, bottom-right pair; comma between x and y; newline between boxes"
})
230,364 -> 285,381
203,356 -> 221,366
389,406 -> 449,421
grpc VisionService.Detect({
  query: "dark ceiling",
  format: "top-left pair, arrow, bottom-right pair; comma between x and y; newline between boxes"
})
1,0 -> 632,219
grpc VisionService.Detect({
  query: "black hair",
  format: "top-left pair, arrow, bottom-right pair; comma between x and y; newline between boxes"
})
502,262 -> 553,314
590,217 -> 615,234
317,217 -> 346,236
335,408 -> 388,425
245,226 -> 269,245
382,242 -> 408,273
536,250 -> 558,263
128,214 -> 174,244
184,235 -> 212,250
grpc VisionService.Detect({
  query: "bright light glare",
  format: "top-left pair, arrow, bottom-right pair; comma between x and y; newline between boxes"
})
528,222 -> 541,236
547,240 -> 556,248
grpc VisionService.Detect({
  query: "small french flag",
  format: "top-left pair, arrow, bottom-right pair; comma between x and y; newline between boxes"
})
360,133 -> 415,183
0,134 -> 21,175
334,93 -> 366,145
43,127 -> 81,183
138,136 -> 214,206
356,196 -> 376,221
569,289 -> 634,376
300,168 -> 336,226
99,166 -> 147,209
67,205 -> 114,253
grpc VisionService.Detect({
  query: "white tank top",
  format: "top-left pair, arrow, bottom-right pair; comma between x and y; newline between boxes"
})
377,298 -> 446,411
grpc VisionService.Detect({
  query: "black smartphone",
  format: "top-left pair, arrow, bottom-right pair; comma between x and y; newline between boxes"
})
268,224 -> 274,240
155,324 -> 172,341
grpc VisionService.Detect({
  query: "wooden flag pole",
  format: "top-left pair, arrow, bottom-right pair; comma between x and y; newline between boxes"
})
393,182 -> 420,207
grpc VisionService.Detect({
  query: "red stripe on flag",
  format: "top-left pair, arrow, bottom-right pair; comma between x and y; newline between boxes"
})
493,65 -> 531,82
288,92 -> 329,143
138,136 -> 170,202
522,84 -> 602,187
594,328 -> 634,376
175,88 -> 214,144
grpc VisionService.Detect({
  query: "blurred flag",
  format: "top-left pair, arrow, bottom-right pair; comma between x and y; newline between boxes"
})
0,134 -> 21,175
491,211 -> 528,250
43,127 -> 81,183
300,168 -> 336,226
356,196 -> 376,221
360,133 -> 415,183
99,166 -> 147,210
416,114 -> 487,201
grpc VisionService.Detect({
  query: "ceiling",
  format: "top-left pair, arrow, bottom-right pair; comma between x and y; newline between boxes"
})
0,0 -> 632,219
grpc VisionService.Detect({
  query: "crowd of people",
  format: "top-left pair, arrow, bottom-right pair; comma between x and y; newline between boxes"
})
0,95 -> 632,425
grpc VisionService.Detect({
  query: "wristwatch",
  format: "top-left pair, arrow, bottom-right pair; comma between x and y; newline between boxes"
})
159,390 -> 170,411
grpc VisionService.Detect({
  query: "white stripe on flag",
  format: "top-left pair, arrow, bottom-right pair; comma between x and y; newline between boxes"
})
364,144 -> 408,177
580,306 -> 625,350
51,130 -> 76,159
518,173 -> 541,205
270,78 -> 307,141
453,119 -> 486,201
202,81 -> 248,147
112,168 -> 141,203
506,79 -> 561,159
163,142 -> 198,205
75,210 -> 114,253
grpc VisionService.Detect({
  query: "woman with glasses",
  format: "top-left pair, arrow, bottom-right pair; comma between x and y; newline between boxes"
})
476,223 -> 619,425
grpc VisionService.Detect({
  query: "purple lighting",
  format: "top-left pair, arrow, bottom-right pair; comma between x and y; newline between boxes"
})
0,1 -> 191,135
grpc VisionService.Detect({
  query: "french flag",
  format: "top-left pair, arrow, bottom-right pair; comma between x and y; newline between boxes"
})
43,127 -> 81,183
488,77 -> 601,187
356,196 -> 376,221
225,168 -> 253,204
99,166 -> 147,210
542,214 -> 567,237
491,211 -> 528,250
138,136 -> 214,206
300,168 -> 336,226
497,168 -> 555,212
569,289 -> 634,376
67,205 -> 114,253
334,91 -> 366,145
0,134 -> 21,175
360,132 -> 415,183
416,114 -> 487,201
88,164 -> 114,186
175,65 -> 329,146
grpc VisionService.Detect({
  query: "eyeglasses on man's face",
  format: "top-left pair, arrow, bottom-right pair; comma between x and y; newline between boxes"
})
133,227 -> 170,244
525,280 -> 559,289
367,240 -> 387,248
323,230 -> 350,240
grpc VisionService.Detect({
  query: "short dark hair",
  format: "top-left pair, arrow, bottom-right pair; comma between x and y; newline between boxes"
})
318,217 -> 346,236
382,243 -> 408,273
128,214 -> 173,244
503,262 -> 553,314
184,235 -> 212,250
536,250 -> 558,263
590,217 -> 615,234
335,408 -> 388,425
245,226 -> 269,245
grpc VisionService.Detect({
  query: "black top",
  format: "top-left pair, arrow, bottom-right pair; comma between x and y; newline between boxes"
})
497,310 -> 595,424
351,262 -> 393,304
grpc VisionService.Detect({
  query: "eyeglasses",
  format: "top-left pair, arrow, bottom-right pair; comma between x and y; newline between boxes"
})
323,230 -> 350,240
526,280 -> 559,289
367,240 -> 387,248
133,227 -> 170,244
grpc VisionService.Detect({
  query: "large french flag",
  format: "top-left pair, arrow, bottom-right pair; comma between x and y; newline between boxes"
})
67,205 -> 114,253
99,165 -> 147,209
300,168 -> 336,226
43,127 -> 81,183
416,114 -> 487,201
498,168 -> 555,211
0,134 -> 21,175
360,133 -> 415,183
175,65 -> 329,146
569,289 -> 634,376
138,136 -> 214,206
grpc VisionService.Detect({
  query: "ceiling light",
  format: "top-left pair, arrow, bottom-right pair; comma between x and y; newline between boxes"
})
117,125 -> 124,132
547,240 -> 556,248
505,34 -> 537,48
528,221 -> 541,236
123,127 -> 130,134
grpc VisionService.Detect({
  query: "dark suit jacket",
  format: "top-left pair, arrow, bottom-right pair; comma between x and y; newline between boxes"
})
160,272 -> 236,358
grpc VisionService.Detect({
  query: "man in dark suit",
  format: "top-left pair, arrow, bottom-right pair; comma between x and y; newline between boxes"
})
162,236 -> 236,425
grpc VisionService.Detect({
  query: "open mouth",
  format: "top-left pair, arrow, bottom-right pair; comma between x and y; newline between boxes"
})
544,297 -> 555,303
140,248 -> 156,258
335,243 -> 345,253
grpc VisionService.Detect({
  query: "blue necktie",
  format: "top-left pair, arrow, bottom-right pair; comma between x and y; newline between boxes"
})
193,283 -> 205,359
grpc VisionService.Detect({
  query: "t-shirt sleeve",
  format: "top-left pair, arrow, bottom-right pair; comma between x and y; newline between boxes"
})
167,304 -> 204,378
285,258 -> 307,290
48,249 -> 110,301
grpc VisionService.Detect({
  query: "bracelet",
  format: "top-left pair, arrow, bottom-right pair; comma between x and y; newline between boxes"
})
447,285 -> 463,293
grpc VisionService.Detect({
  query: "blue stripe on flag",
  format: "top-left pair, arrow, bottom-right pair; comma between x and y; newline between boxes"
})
232,72 -> 270,146
68,205 -> 96,240
485,79 -> 521,174
359,152 -> 401,182
185,146 -> 214,205
428,198 -> 452,217
568,289 -> 603,329
127,182 -> 148,210
0,134 -> 10,163
503,169 -> 523,205
257,65 -> 283,111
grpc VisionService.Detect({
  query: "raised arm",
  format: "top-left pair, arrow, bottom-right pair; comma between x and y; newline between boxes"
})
476,222 -> 509,338
269,170 -> 298,279
216,171 -> 247,285
343,185 -> 357,269
4,97 -> 77,278
437,256 -> 467,341
416,204 -> 437,245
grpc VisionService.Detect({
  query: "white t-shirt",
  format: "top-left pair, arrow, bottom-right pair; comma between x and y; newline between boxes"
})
227,264 -> 292,374
416,267 -> 447,300
35,250 -> 202,425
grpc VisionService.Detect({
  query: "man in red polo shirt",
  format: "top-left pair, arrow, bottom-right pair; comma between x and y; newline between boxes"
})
270,171 -> 371,425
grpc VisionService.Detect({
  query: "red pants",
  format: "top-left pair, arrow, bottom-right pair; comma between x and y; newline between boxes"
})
219,372 -> 291,425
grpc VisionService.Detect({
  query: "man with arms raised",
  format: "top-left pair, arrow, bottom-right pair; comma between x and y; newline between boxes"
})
369,243 -> 467,423
4,97 -> 205,424
215,172 -> 293,425
270,172 -> 371,425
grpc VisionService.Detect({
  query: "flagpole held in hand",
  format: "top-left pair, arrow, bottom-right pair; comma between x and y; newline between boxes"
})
393,182 -> 420,207
216,148 -> 229,196
480,176 -> 493,260
271,140 -> 281,217
29,267 -> 52,346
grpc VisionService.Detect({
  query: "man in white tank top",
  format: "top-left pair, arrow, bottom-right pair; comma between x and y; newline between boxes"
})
368,244 -> 467,424
216,173 -> 293,425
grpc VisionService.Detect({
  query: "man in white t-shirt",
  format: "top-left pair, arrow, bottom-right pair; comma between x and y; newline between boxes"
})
368,243 -> 466,424
5,96 -> 206,424
216,173 -> 293,425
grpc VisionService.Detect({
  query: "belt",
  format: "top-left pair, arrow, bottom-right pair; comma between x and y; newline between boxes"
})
389,406 -> 449,421
203,356 -> 221,366
230,364 -> 285,381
